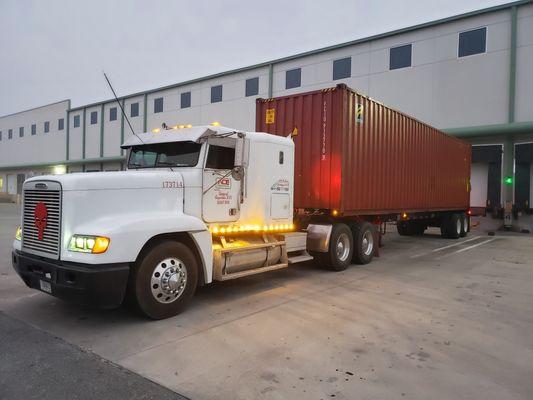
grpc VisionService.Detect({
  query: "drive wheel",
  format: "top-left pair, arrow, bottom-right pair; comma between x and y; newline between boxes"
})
133,241 -> 198,319
353,222 -> 375,265
460,214 -> 469,237
323,223 -> 353,271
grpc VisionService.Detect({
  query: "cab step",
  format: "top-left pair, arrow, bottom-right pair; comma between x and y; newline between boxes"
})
218,262 -> 289,281
287,254 -> 314,264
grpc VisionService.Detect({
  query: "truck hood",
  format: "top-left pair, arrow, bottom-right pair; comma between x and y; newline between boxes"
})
26,170 -> 183,191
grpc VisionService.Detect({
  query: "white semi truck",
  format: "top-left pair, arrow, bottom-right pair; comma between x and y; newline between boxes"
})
13,125 -> 352,319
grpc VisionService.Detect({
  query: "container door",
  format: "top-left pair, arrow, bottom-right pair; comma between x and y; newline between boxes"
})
202,141 -> 240,223
470,163 -> 488,209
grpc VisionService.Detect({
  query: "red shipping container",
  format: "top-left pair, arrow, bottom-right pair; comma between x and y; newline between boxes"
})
256,84 -> 471,216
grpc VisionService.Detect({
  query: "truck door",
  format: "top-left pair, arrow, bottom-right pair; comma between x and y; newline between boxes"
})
202,139 -> 241,223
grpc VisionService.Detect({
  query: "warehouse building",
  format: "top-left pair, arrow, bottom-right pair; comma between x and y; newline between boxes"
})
1,0 -> 533,219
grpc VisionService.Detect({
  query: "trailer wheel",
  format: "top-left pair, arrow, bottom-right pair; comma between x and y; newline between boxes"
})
323,223 -> 353,271
133,241 -> 198,319
397,221 -> 413,236
353,222 -> 375,265
397,221 -> 425,236
443,214 -> 461,239
460,214 -> 469,237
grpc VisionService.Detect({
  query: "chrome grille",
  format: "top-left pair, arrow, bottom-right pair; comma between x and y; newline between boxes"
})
22,182 -> 62,259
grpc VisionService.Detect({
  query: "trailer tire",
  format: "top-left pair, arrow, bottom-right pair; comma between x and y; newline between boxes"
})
397,221 -> 425,236
323,223 -> 353,271
397,221 -> 413,236
133,241 -> 198,319
444,214 -> 462,239
353,222 -> 375,265
460,214 -> 469,237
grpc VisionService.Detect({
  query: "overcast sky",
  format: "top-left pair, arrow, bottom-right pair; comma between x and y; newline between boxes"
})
0,0 -> 510,116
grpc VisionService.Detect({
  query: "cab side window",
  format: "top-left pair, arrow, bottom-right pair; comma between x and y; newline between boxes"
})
205,145 -> 235,169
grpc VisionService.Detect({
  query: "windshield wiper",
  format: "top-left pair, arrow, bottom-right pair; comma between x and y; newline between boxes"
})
156,161 -> 178,167
128,162 -> 144,168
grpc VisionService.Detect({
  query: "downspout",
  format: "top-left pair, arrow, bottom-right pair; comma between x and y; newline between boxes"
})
504,5 -> 518,208
268,63 -> 274,98
120,99 -> 125,156
143,93 -> 148,133
100,103 -> 105,158
65,102 -> 70,162
82,108 -> 86,172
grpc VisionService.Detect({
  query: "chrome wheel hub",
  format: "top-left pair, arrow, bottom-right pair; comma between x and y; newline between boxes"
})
151,257 -> 187,304
362,230 -> 374,256
336,233 -> 351,262
456,219 -> 462,234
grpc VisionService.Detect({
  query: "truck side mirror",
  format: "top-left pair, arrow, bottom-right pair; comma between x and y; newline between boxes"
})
234,135 -> 248,167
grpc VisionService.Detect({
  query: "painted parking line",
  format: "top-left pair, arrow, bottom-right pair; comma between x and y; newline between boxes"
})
436,238 -> 498,260
410,236 -> 483,259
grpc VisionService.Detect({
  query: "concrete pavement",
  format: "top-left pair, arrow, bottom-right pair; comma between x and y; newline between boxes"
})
1,203 -> 533,399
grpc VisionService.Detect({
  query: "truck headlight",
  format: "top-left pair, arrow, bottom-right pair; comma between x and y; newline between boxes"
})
15,226 -> 22,241
68,235 -> 110,254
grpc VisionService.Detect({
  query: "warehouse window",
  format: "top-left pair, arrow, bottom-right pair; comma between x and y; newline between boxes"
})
109,107 -> 117,121
131,102 -> 139,117
286,68 -> 301,89
44,121 -> 50,133
211,85 -> 223,103
31,124 -> 36,135
73,115 -> 80,127
181,92 -> 191,108
333,57 -> 351,80
154,97 -> 163,113
390,44 -> 412,70
459,27 -> 486,57
19,127 -> 24,137
58,118 -> 64,131
245,77 -> 259,97
90,111 -> 98,125
0,131 -> 2,141
8,129 -> 13,139
206,145 -> 235,169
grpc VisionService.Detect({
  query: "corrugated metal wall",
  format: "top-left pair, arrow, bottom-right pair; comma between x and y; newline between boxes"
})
257,84 -> 471,215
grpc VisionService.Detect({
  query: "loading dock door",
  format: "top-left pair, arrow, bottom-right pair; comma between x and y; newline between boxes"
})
470,163 -> 489,209
515,143 -> 533,210
471,145 -> 502,211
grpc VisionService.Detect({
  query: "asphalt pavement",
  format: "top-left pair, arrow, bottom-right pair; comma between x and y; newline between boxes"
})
0,311 -> 187,400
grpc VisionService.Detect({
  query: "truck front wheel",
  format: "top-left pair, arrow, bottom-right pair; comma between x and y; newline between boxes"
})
133,241 -> 198,319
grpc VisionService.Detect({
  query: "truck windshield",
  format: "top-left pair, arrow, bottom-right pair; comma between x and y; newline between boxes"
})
128,142 -> 202,168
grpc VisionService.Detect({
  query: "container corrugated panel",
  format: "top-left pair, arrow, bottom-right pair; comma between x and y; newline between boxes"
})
256,84 -> 471,215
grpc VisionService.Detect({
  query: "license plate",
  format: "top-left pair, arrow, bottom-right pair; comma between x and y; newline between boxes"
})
39,280 -> 52,293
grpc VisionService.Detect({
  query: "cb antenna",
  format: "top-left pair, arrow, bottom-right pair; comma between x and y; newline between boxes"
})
103,71 -> 144,144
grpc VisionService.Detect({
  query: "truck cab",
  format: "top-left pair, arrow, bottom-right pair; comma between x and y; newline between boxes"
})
12,125 -> 305,319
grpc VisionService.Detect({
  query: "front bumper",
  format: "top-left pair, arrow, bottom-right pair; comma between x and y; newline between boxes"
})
12,250 -> 130,309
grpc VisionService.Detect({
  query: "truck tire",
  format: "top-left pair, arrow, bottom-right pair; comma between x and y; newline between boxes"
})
444,214 -> 462,239
353,222 -> 375,265
397,221 -> 425,236
460,214 -> 469,237
133,241 -> 198,319
323,223 -> 353,271
397,221 -> 412,236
